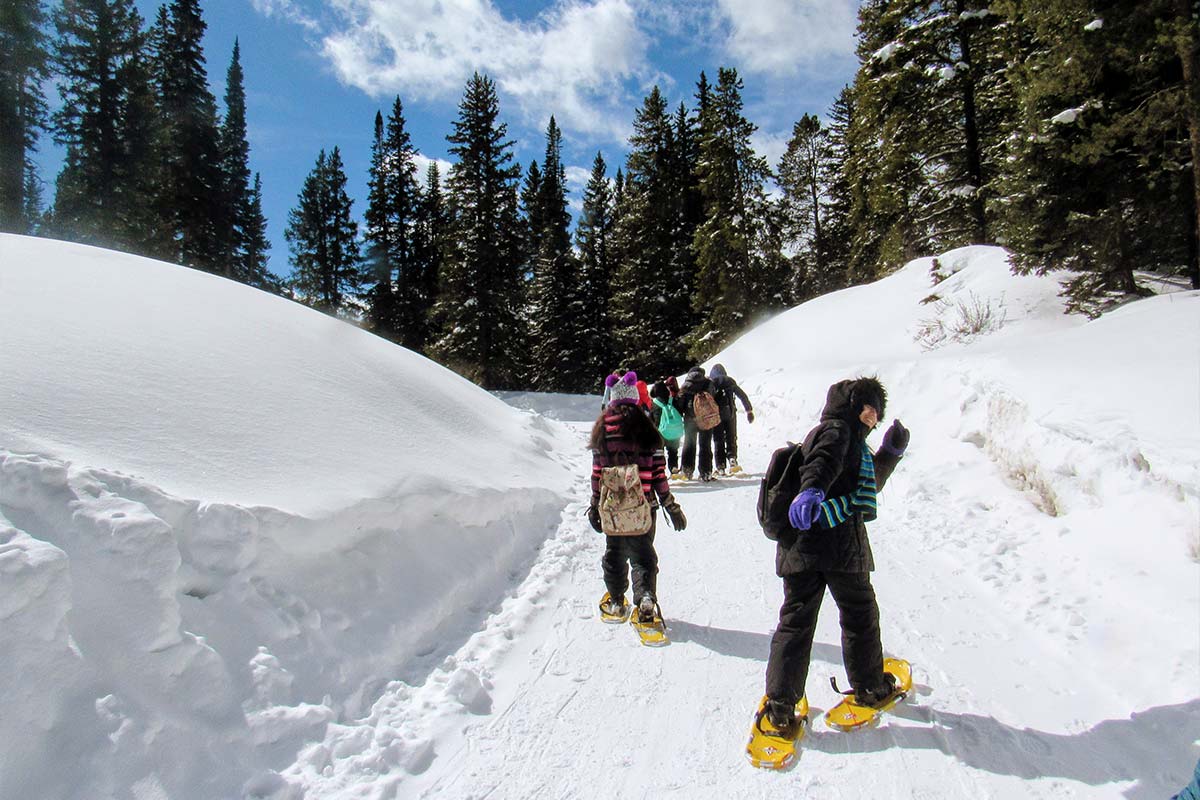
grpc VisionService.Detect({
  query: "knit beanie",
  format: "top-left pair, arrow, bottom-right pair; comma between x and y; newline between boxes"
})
606,371 -> 641,407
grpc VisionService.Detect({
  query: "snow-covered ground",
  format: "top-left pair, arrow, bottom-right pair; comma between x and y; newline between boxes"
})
1,234 -> 1197,798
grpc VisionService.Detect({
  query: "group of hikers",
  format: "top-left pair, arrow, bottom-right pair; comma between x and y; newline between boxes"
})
599,363 -> 755,481
586,366 -> 912,735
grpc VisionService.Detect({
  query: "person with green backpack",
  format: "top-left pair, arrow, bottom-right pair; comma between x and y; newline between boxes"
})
649,380 -> 686,477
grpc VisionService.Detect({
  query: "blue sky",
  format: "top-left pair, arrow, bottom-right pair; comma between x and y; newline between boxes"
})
37,0 -> 862,277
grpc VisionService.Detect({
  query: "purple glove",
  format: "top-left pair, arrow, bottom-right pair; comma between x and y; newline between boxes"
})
880,419 -> 910,456
788,488 -> 825,530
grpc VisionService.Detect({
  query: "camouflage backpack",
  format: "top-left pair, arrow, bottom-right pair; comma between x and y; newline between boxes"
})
599,464 -> 653,536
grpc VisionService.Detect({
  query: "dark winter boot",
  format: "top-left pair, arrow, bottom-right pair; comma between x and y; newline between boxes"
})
600,594 -> 627,618
854,672 -> 898,708
637,595 -> 657,623
762,698 -> 801,738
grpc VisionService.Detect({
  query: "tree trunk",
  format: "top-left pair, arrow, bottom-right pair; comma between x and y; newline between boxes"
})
956,0 -> 988,244
1177,0 -> 1200,288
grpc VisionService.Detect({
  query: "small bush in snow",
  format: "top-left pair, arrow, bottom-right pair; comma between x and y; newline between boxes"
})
914,292 -> 1008,350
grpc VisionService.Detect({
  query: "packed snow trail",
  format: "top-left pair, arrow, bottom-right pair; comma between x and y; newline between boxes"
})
299,396 -> 1196,799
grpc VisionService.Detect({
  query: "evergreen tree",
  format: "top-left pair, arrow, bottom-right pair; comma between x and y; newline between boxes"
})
431,72 -> 526,389
219,39 -> 270,285
689,67 -> 780,360
49,0 -> 162,252
384,99 -> 426,350
669,99 -> 703,337
777,113 -> 828,300
528,117 -> 584,391
610,86 -> 691,376
819,86 -> 856,292
363,98 -> 422,347
155,0 -> 224,271
286,147 -> 361,313
363,110 -> 398,338
242,172 -> 276,291
993,0 -> 1197,313
1,0 -> 49,233
411,162 -> 447,353
575,151 -> 615,390
519,160 -> 544,273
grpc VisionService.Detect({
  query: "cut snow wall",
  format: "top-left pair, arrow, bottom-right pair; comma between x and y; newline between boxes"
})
0,449 -> 568,800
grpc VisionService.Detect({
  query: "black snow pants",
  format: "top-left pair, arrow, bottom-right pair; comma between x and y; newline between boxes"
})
680,421 -> 713,478
602,515 -> 658,603
764,570 -> 885,705
664,439 -> 680,473
713,413 -> 739,470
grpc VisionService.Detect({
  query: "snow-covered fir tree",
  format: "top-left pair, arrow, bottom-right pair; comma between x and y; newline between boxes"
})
993,0 -> 1200,311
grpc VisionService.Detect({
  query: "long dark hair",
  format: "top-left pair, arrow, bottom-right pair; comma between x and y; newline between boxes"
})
588,404 -> 664,452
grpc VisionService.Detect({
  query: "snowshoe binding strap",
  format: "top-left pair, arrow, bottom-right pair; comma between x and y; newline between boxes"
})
754,707 -> 797,740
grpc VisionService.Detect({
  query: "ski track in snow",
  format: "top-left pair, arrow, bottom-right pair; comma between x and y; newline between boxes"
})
290,375 -> 1199,799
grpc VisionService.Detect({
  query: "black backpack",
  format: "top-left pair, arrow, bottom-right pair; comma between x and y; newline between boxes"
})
756,442 -> 807,540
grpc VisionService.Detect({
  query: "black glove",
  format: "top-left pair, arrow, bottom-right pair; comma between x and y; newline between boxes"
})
662,494 -> 687,531
880,419 -> 910,456
587,504 -> 602,533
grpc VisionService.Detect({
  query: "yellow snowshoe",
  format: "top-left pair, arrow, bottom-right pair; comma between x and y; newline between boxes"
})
598,592 -> 629,624
746,695 -> 809,769
824,658 -> 913,731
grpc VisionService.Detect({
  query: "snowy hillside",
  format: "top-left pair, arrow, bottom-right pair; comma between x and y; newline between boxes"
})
0,234 -> 577,799
2,235 -> 1197,799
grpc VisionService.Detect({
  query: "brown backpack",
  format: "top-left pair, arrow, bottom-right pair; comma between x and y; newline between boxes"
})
598,464 -> 653,536
693,391 -> 722,431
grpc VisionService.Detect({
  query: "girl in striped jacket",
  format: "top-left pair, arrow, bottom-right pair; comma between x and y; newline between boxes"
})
587,371 -> 687,623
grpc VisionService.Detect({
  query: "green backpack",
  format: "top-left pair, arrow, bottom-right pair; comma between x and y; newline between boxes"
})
654,399 -> 684,442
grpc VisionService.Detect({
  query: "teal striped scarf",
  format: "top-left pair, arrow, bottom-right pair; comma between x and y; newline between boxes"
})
816,442 -> 877,528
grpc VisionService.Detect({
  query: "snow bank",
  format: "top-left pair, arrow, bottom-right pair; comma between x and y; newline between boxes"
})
0,234 -> 577,798
711,245 -> 1199,709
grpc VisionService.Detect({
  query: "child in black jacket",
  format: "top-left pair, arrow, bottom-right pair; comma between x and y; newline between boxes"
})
761,376 -> 909,737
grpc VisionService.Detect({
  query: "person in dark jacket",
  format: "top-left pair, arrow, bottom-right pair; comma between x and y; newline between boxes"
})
649,379 -> 686,476
760,376 -> 910,737
708,363 -> 754,475
677,366 -> 717,481
588,371 -> 688,622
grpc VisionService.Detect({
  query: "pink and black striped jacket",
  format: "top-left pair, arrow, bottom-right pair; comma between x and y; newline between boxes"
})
591,410 -> 671,508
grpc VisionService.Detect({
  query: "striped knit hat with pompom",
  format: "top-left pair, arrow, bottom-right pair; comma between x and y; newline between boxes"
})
606,371 -> 641,407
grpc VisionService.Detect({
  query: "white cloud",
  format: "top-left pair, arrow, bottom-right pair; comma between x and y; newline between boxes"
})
249,0 -> 322,32
315,0 -> 650,142
413,153 -> 454,184
563,164 -> 594,212
751,128 -> 790,173
715,0 -> 858,76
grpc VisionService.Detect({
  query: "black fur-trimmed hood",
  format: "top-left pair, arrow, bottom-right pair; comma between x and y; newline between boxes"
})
820,377 -> 887,425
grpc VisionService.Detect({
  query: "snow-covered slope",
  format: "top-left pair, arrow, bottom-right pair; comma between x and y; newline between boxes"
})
3,236 -> 1197,799
279,246 -> 1200,799
0,234 -> 576,799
